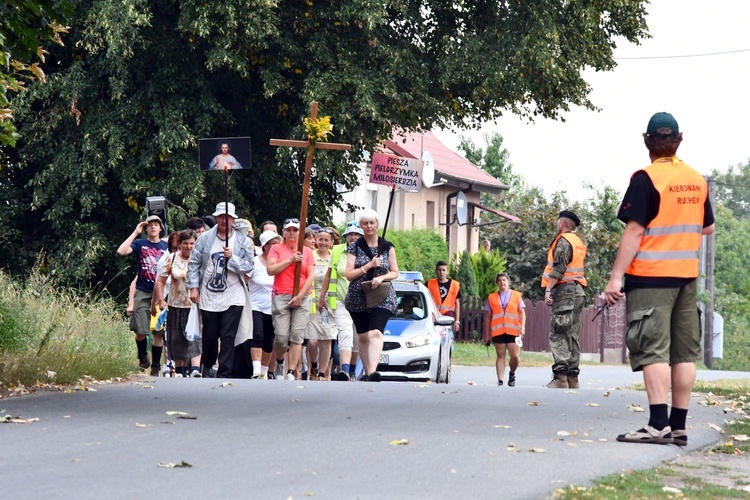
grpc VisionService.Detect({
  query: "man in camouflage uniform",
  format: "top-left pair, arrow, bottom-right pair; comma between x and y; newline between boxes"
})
541,210 -> 587,388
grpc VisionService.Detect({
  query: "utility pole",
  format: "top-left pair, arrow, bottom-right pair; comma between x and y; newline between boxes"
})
703,177 -> 716,368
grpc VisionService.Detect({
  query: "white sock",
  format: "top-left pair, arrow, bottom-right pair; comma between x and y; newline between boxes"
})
252,360 -> 261,374
260,365 -> 268,376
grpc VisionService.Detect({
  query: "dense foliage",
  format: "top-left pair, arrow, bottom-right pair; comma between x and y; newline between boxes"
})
2,0 -> 649,295
388,228 -> 448,279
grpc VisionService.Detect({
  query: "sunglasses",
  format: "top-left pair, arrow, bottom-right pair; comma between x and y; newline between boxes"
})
346,221 -> 360,228
283,218 -> 300,225
319,228 -> 335,235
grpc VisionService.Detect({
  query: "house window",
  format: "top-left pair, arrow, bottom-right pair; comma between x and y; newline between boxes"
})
369,189 -> 378,211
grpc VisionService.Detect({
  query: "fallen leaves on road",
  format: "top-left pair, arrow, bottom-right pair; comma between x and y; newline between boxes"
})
708,423 -> 723,432
1,415 -> 39,424
134,422 -> 151,428
731,434 -> 749,441
603,391 -> 610,397
506,444 -> 546,453
157,461 -> 192,468
585,403 -> 600,407
165,411 -> 196,420
494,424 -> 511,429
557,430 -> 578,437
467,381 -> 476,386
528,401 -> 541,406
627,403 -> 645,412
389,439 -> 409,446
219,382 -> 233,387
415,384 -> 429,389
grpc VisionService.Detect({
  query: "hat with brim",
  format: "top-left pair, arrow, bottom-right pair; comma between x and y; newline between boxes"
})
559,210 -> 580,227
259,230 -> 281,247
213,202 -> 238,218
145,215 -> 164,231
283,220 -> 300,231
343,221 -> 364,236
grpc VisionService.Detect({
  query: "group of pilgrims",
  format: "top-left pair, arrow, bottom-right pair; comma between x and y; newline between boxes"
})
118,202 -> 399,382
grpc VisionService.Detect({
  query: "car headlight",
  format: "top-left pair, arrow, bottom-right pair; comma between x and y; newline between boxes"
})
405,332 -> 431,348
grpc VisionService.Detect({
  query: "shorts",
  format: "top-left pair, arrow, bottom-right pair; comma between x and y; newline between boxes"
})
272,294 -> 311,347
331,306 -> 355,350
625,281 -> 701,371
129,289 -> 153,336
492,334 -> 517,344
350,308 -> 391,335
251,310 -> 275,353
305,310 -> 336,341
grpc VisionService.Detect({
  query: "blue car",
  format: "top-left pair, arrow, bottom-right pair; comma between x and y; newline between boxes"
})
376,272 -> 454,383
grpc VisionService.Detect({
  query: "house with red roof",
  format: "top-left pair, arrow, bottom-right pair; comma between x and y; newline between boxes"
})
334,130 -> 520,255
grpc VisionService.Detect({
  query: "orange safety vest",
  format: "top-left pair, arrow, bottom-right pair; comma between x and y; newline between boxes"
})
488,290 -> 523,337
541,232 -> 588,288
427,279 -> 460,317
626,157 -> 707,278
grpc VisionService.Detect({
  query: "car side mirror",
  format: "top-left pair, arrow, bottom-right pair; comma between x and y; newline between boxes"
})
435,315 -> 454,327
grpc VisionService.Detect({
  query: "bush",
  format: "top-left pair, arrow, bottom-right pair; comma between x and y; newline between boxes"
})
388,228 -> 448,278
470,250 -> 507,299
0,270 -> 134,387
453,250 -> 480,299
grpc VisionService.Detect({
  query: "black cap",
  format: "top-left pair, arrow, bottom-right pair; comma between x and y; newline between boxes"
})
559,210 -> 580,227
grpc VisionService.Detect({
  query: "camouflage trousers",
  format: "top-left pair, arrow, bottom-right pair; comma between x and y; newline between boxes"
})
549,291 -> 585,376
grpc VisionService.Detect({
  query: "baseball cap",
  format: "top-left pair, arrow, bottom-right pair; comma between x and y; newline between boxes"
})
283,217 -> 300,230
559,210 -> 580,227
259,230 -> 281,247
212,202 -> 238,218
646,112 -> 679,136
308,223 -> 322,233
343,220 -> 364,236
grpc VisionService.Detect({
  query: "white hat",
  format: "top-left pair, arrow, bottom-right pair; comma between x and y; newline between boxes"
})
259,230 -> 281,247
212,202 -> 238,218
282,217 -> 300,230
343,220 -> 364,236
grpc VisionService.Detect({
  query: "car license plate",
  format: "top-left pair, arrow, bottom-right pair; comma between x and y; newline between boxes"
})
379,354 -> 389,364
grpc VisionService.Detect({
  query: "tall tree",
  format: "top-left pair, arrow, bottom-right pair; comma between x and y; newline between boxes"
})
0,0 -> 70,146
712,162 -> 750,219
4,0 -> 649,292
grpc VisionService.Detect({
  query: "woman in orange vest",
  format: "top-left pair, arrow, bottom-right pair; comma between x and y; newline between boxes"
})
483,273 -> 526,387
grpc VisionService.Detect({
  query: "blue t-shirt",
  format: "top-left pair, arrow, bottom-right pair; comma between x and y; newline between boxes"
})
131,239 -> 168,293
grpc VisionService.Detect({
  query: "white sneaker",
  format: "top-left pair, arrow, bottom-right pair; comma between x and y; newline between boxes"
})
286,372 -> 296,381
190,369 -> 202,378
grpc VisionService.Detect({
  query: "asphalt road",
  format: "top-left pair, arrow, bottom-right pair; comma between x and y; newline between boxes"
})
2,365 -> 748,500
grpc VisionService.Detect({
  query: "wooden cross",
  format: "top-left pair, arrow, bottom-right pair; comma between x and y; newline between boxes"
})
270,101 -> 352,295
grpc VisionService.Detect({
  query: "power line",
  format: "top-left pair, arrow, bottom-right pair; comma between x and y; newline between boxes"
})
616,48 -> 750,60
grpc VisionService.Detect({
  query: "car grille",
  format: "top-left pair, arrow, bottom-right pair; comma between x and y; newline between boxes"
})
382,342 -> 400,351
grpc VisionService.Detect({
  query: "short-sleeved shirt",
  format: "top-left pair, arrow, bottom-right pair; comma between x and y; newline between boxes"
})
437,279 -> 463,302
131,239 -> 168,293
618,171 -> 715,290
267,243 -> 315,295
248,256 -> 273,314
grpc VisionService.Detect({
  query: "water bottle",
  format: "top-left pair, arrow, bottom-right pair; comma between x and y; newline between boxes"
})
321,308 -> 329,325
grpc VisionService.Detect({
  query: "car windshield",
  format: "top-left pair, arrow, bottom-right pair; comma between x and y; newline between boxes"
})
395,292 -> 426,320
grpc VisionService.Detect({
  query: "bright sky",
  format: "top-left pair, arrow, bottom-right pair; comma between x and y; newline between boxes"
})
434,0 -> 750,202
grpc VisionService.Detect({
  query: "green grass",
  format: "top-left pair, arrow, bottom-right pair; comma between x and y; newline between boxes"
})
453,341 -> 553,367
0,270 -> 134,389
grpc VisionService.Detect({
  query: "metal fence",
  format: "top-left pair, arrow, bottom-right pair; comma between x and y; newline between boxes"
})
456,295 -> 628,364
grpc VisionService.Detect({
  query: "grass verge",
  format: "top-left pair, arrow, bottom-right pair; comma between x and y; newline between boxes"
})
553,379 -> 750,499
453,341 -> 553,367
0,270 -> 133,392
